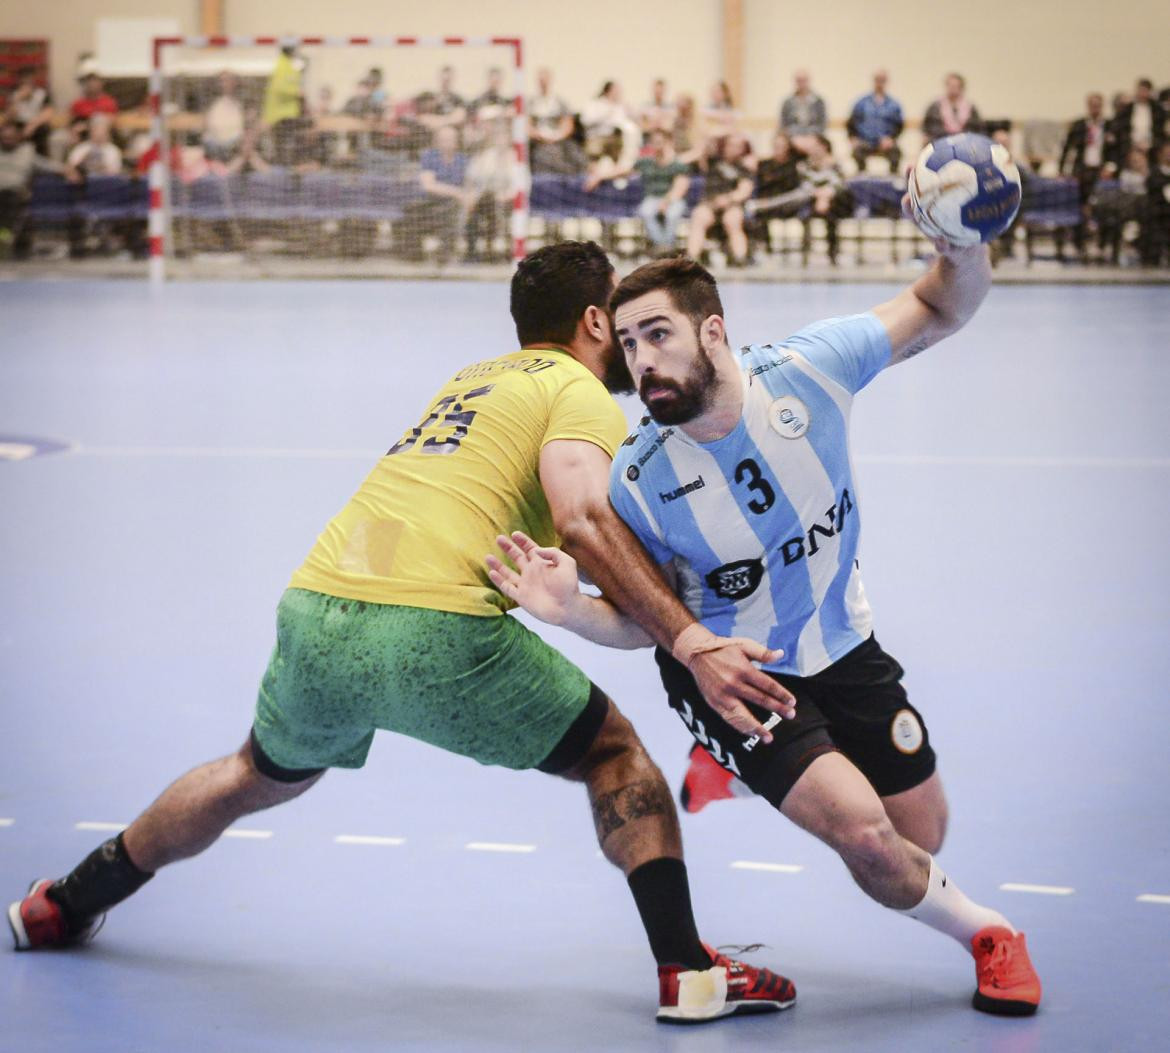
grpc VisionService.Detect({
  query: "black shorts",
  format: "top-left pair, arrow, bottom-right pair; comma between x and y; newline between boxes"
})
655,634 -> 936,809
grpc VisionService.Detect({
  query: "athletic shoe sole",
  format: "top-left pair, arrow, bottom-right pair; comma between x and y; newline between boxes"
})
657,995 -> 796,1024
8,878 -> 50,951
972,990 -> 1039,1016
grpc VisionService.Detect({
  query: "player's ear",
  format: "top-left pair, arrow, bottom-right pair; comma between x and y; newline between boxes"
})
582,304 -> 609,343
700,314 -> 726,351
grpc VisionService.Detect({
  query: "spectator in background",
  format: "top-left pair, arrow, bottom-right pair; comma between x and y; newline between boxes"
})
471,67 -> 512,123
203,72 -> 245,164
6,67 -> 54,156
922,73 -> 983,143
794,134 -> 853,264
263,44 -> 305,166
343,71 -> 384,120
700,80 -> 740,143
528,67 -> 584,175
686,133 -> 754,266
634,129 -> 691,253
1145,140 -> 1170,266
414,66 -> 468,142
581,80 -> 639,167
400,125 -> 473,263
779,70 -> 826,155
0,118 -> 66,259
745,131 -> 804,245
1111,78 -> 1166,163
847,69 -> 903,173
1093,146 -> 1149,264
70,74 -> 118,121
65,114 -> 122,178
671,93 -> 702,160
465,118 -> 516,262
1060,92 -> 1108,245
639,79 -> 676,139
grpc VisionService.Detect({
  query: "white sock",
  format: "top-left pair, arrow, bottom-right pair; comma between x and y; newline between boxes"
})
899,857 -> 1015,949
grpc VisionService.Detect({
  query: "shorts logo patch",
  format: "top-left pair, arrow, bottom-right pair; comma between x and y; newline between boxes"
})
705,558 -> 765,600
768,396 -> 810,440
891,709 -> 924,754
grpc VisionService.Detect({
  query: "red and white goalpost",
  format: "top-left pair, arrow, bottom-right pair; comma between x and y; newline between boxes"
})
148,34 -> 528,281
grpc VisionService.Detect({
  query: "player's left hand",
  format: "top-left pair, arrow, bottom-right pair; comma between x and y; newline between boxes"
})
487,532 -> 581,627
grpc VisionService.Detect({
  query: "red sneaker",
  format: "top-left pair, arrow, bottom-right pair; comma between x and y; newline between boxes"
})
679,744 -> 745,814
970,926 -> 1041,1015
657,943 -> 796,1023
8,879 -> 103,950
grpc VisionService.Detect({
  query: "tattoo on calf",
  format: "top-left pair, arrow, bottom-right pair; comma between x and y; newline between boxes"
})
591,779 -> 672,842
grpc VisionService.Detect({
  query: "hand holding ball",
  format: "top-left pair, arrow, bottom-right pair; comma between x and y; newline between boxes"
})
908,133 -> 1022,247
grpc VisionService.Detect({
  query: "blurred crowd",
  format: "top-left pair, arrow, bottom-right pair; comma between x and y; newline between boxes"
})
2,50 -> 1169,267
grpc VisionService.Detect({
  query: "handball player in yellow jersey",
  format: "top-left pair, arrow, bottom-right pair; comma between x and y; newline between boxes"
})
9,242 -> 797,1024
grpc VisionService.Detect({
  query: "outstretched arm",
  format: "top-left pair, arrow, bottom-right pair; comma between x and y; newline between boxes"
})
874,198 -> 992,366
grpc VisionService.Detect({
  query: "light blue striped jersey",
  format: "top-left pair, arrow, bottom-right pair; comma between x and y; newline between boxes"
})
609,312 -> 891,676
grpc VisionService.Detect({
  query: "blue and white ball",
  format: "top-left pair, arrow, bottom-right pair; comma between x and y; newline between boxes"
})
908,133 -> 1022,246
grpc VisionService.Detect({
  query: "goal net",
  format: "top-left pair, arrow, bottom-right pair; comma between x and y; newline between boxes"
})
149,35 -> 528,280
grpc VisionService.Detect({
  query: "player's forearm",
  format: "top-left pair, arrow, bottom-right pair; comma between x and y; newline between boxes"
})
910,244 -> 992,337
559,594 -> 654,649
558,506 -> 694,651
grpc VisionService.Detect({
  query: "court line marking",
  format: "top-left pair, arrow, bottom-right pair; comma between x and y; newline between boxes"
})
0,818 -> 14,827
334,835 -> 406,846
67,446 -> 1170,470
1137,894 -> 1170,905
730,861 -> 804,874
465,841 -> 537,854
999,882 -> 1075,896
75,821 -> 127,832
223,829 -> 273,840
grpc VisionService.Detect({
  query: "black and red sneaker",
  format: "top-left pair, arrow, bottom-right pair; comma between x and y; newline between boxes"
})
657,942 -> 796,1023
8,879 -> 103,950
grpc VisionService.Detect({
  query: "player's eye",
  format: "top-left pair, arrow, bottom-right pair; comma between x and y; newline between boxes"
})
649,328 -> 668,342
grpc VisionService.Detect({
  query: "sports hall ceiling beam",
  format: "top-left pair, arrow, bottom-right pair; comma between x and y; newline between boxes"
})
722,0 -> 744,112
200,0 -> 225,37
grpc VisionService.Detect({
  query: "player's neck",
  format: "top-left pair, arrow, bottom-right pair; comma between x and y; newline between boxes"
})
679,352 -> 744,444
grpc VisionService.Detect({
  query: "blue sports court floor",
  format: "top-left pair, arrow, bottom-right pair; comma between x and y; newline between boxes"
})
1,278 -> 1168,1052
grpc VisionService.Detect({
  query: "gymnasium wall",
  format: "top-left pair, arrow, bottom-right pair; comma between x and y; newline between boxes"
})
11,0 -> 1169,132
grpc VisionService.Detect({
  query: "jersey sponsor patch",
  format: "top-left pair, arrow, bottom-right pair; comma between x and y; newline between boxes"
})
768,396 -> 810,439
891,709 -> 924,754
705,558 -> 765,600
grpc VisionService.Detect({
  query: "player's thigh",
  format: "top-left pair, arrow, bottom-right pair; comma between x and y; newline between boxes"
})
654,647 -> 837,811
881,770 -> 949,854
813,637 -> 937,802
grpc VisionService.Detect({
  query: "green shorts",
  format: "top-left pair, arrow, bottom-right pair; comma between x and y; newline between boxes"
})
252,588 -> 594,772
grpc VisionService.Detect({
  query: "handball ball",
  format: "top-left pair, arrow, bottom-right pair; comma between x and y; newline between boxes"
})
908,133 -> 1022,246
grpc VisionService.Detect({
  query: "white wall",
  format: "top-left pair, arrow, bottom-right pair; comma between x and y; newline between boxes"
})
10,0 -> 1169,130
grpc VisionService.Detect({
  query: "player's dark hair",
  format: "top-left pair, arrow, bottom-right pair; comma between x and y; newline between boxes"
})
609,257 -> 724,335
510,241 -> 615,347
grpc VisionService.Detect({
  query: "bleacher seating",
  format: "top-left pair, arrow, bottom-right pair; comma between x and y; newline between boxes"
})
1020,177 -> 1082,263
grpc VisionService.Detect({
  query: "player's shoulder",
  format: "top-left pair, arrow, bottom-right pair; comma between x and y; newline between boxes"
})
738,340 -> 801,378
612,413 -> 675,481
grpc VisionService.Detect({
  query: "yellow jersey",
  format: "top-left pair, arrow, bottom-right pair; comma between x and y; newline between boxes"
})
289,349 -> 628,616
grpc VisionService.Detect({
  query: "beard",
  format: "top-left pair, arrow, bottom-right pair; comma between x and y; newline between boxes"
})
600,338 -> 636,395
639,344 -> 717,425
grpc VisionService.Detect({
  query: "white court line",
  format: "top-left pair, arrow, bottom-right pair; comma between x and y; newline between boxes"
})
223,829 -> 273,840
730,861 -> 804,874
465,841 -> 536,854
67,446 -> 1170,470
334,835 -> 406,846
75,821 -> 127,832
1137,894 -> 1170,905
856,454 -> 1170,469
0,818 -> 14,827
999,882 -> 1075,896
75,445 -> 375,460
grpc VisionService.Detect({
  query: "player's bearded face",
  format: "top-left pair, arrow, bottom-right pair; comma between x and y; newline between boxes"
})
638,324 -> 717,425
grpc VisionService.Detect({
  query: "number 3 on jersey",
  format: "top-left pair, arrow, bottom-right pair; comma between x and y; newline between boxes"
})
735,457 -> 775,514
388,385 -> 495,455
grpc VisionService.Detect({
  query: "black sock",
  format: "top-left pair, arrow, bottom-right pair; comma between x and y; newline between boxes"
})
48,833 -> 154,934
626,857 -> 710,970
